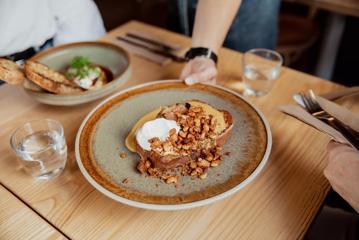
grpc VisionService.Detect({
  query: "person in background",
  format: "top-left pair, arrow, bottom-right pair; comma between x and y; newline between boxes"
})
181,1 -> 358,238
0,0 -> 106,62
176,0 -> 281,85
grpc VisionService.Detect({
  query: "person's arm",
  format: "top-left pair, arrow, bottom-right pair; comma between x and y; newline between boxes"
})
192,0 -> 241,53
324,141 -> 359,213
181,0 -> 241,85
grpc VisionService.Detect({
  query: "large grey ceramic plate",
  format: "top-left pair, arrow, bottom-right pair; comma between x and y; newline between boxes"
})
75,80 -> 272,210
24,41 -> 131,106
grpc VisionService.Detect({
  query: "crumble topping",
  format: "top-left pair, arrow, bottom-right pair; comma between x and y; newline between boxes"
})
136,104 -> 225,184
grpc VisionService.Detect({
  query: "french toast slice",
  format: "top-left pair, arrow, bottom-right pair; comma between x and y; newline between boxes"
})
133,100 -> 233,178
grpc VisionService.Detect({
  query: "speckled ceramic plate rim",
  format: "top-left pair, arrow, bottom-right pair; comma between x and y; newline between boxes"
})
75,80 -> 272,211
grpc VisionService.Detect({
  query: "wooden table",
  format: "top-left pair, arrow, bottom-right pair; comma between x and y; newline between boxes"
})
1,21 -> 358,240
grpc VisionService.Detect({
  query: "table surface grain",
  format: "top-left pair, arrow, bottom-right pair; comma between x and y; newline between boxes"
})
0,186 -> 67,240
1,21 -> 358,240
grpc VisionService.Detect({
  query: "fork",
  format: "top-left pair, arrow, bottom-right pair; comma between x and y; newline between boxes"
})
298,91 -> 331,119
299,91 -> 359,149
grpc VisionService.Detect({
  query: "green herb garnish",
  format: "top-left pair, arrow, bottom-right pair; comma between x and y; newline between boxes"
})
70,56 -> 91,69
65,56 -> 100,80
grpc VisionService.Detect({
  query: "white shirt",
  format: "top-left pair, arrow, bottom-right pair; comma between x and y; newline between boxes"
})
0,0 -> 106,56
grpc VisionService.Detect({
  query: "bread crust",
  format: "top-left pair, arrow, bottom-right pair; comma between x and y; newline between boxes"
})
25,61 -> 76,86
24,61 -> 83,94
0,58 -> 25,84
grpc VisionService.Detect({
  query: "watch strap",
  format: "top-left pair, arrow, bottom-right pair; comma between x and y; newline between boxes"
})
185,47 -> 218,64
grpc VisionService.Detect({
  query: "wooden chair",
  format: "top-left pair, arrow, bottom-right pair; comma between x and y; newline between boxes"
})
277,5 -> 320,66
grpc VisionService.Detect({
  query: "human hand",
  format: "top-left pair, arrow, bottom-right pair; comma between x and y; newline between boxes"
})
180,56 -> 217,85
324,140 -> 359,213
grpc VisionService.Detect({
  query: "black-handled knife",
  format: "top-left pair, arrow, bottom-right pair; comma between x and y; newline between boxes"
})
116,36 -> 186,63
126,33 -> 177,52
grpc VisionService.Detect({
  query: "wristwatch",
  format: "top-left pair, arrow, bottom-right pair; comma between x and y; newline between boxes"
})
185,47 -> 218,64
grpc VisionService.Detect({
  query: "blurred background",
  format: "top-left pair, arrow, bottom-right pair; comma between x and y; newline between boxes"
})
94,0 -> 358,86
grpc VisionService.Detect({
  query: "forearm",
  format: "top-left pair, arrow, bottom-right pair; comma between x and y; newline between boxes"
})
191,0 -> 242,53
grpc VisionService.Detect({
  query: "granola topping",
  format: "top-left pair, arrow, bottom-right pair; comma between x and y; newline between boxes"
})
136,103 -> 226,184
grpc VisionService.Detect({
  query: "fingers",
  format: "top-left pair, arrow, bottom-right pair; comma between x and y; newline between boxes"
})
184,67 -> 217,85
327,140 -> 357,159
180,57 -> 217,85
180,62 -> 192,80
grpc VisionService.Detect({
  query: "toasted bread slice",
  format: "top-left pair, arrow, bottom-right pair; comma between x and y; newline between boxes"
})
24,61 -> 83,94
0,58 -> 25,84
133,100 -> 233,170
25,61 -> 75,86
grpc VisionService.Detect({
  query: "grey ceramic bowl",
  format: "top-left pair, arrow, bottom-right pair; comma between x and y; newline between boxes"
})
24,41 -> 131,106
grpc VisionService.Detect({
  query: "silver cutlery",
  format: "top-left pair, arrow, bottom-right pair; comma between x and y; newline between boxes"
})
298,90 -> 359,150
116,36 -> 186,62
126,33 -> 178,52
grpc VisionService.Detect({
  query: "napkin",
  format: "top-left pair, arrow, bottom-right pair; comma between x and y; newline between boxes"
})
315,96 -> 359,133
320,86 -> 359,101
111,31 -> 184,65
279,105 -> 354,148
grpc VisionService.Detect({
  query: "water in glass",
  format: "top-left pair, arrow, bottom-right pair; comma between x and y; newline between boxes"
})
17,129 -> 67,180
243,65 -> 280,96
242,48 -> 283,97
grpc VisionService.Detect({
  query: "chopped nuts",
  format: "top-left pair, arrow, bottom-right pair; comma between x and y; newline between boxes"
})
137,160 -> 146,174
179,131 -> 187,138
206,154 -> 214,162
166,176 -> 178,184
163,141 -> 173,152
182,144 -> 190,150
169,128 -> 176,135
190,161 -> 197,169
203,124 -> 210,132
195,167 -> 203,175
211,160 -> 220,167
120,152 -> 127,158
194,118 -> 201,127
199,173 -> 207,179
137,103 -> 226,183
197,159 -> 210,168
122,178 -> 129,184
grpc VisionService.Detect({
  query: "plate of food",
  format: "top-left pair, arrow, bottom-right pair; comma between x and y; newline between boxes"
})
75,80 -> 271,210
0,41 -> 131,105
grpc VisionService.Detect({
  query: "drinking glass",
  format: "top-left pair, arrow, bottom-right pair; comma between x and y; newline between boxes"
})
10,119 -> 67,180
242,48 -> 283,97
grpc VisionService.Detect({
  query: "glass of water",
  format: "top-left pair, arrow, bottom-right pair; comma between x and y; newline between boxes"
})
242,48 -> 283,97
10,119 -> 67,180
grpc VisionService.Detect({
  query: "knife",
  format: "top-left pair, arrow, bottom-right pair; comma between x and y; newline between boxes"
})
315,96 -> 359,134
126,33 -> 178,52
116,36 -> 186,62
